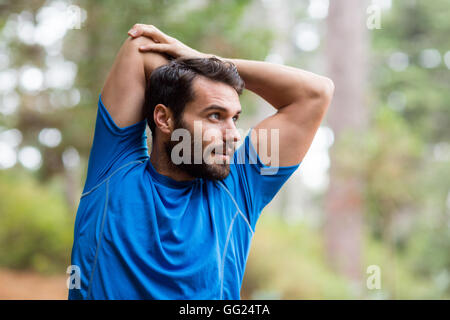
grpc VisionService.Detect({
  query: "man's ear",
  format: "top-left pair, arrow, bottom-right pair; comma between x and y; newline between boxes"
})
153,104 -> 173,135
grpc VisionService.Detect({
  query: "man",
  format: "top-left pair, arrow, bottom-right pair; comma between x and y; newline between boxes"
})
68,24 -> 334,300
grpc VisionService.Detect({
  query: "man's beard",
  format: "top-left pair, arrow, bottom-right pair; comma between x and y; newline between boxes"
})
164,119 -> 231,181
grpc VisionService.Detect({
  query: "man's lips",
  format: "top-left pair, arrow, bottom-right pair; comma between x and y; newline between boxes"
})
210,148 -> 233,163
211,153 -> 231,164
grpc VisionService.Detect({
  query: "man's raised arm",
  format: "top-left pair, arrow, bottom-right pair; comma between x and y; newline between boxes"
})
127,23 -> 334,166
221,58 -> 334,166
101,28 -> 170,128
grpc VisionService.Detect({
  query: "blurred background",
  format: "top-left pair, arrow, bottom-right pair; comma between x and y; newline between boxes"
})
0,0 -> 449,299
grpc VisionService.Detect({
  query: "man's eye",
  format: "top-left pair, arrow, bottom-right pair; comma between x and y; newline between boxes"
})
209,113 -> 220,120
232,116 -> 239,122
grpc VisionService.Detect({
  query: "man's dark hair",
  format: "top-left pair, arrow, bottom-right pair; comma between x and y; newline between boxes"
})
144,56 -> 245,138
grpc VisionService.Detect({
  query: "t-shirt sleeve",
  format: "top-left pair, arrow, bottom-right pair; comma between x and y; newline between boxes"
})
82,94 -> 149,193
224,128 -> 301,231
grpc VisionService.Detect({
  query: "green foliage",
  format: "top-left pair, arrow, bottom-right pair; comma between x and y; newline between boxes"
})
0,170 -> 74,274
362,230 -> 447,299
243,213 -> 353,299
365,107 -> 424,239
367,0 -> 450,285
245,213 -> 448,299
371,0 -> 450,141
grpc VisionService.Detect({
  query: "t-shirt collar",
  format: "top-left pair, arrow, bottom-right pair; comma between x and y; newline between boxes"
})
147,158 -> 202,188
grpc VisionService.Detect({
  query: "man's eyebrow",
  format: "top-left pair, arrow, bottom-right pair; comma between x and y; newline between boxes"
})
202,104 -> 242,114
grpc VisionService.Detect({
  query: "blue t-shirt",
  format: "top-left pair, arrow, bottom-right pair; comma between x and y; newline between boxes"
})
68,95 -> 300,300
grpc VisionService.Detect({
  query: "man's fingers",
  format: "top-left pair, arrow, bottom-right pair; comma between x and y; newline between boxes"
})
127,29 -> 138,37
128,24 -> 167,43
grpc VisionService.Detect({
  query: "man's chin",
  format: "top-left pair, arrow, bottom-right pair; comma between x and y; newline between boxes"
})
204,164 -> 231,181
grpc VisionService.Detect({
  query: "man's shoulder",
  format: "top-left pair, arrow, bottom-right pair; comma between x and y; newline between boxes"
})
82,159 -> 147,197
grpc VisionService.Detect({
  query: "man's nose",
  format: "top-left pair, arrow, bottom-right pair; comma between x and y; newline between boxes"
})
223,121 -> 241,144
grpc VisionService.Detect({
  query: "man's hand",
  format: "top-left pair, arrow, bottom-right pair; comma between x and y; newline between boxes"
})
128,24 -> 209,60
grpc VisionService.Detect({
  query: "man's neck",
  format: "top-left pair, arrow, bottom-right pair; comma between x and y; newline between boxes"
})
149,140 -> 195,182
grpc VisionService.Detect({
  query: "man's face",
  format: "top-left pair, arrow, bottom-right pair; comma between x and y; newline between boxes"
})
165,76 -> 242,180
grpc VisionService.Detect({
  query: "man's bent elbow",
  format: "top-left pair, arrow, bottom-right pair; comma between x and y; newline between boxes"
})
314,77 -> 334,116
302,76 -> 335,105
302,77 -> 334,122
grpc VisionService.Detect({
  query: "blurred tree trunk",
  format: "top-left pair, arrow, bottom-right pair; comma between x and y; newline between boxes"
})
324,0 -> 369,287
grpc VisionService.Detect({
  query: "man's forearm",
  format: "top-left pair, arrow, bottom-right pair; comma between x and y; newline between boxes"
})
101,36 -> 171,128
213,56 -> 333,110
126,24 -> 333,112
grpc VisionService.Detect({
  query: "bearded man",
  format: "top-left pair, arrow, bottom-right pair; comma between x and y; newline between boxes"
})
68,24 -> 334,300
